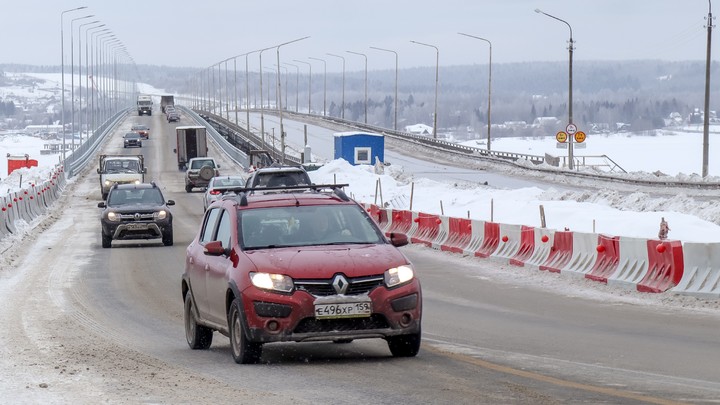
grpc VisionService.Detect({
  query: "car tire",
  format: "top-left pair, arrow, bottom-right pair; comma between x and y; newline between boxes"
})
184,291 -> 213,350
386,330 -> 421,357
162,227 -> 173,246
199,165 -> 214,181
185,184 -> 193,193
228,298 -> 262,364
101,232 -> 112,248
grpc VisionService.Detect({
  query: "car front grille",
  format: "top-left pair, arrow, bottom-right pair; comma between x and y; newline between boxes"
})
294,275 -> 384,297
294,314 -> 390,333
117,212 -> 156,221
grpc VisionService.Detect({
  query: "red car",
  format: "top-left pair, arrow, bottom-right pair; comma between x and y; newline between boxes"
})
131,124 -> 150,139
181,184 -> 422,364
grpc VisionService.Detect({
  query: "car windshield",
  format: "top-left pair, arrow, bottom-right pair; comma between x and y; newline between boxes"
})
253,171 -> 309,187
240,204 -> 384,250
105,160 -> 140,173
124,133 -> 140,139
108,188 -> 164,206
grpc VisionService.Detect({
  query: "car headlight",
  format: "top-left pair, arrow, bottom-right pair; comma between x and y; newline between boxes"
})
107,211 -> 120,222
104,180 -> 112,186
155,210 -> 168,220
384,265 -> 415,288
249,272 -> 294,293
133,180 -> 141,185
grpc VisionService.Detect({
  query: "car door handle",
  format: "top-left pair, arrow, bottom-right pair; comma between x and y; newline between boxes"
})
204,264 -> 210,272
189,257 -> 194,265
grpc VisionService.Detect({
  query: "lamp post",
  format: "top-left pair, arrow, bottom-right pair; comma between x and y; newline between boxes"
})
308,57 -> 327,116
293,59 -> 312,114
275,36 -> 310,163
89,28 -> 109,135
77,20 -> 101,145
370,46 -> 398,131
327,53 -> 345,118
258,45 -> 276,149
702,0 -> 713,177
60,6 -> 87,161
458,33 -> 493,150
274,64 -> 289,111
283,63 -> 300,112
69,13 -> 94,153
536,8 -> 575,170
84,24 -> 105,143
410,40 -> 439,139
245,48 -> 265,137
347,51 -> 368,123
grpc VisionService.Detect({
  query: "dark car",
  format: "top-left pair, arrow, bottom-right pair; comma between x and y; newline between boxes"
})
123,132 -> 143,148
97,183 -> 174,248
131,124 -> 150,139
181,184 -> 421,364
246,166 -> 312,188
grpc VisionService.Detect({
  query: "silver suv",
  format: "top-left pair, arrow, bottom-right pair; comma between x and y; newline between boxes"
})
185,157 -> 220,192
246,166 -> 312,188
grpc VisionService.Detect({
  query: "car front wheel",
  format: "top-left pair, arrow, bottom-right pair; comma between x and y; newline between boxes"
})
229,298 -> 262,364
162,226 -> 173,246
386,330 -> 421,357
184,292 -> 213,349
101,232 -> 112,248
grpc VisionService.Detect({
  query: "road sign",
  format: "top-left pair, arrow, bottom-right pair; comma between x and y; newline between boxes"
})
556,131 -> 567,143
574,131 -> 586,143
566,123 -> 577,135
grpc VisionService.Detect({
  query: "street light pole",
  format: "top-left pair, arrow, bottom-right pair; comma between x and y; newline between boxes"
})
347,51 -> 368,123
60,6 -> 87,161
70,14 -> 94,153
283,63 -> 300,113
458,33 -> 493,150
308,57 -> 327,116
327,53 -> 346,119
702,0 -> 714,177
78,20 -> 100,145
536,8 -> 575,170
370,46 -> 398,131
410,40 -> 439,139
293,59 -> 312,114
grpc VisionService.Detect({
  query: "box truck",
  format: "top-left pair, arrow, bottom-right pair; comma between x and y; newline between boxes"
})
174,126 -> 208,170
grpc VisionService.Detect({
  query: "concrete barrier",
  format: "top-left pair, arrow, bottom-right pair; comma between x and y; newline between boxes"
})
539,231 -> 573,273
585,235 -> 621,283
411,213 -> 442,247
431,215 -> 450,250
522,228 -> 556,269
637,240 -> 684,293
509,226 -> 536,266
442,217 -> 473,254
492,223 -> 523,261
470,221 -> 501,258
672,242 -> 720,298
606,237 -> 650,289
562,232 -> 600,277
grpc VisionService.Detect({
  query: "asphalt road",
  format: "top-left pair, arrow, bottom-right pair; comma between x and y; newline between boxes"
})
0,111 -> 718,404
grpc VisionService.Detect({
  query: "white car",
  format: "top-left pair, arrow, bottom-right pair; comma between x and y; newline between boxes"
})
203,175 -> 246,211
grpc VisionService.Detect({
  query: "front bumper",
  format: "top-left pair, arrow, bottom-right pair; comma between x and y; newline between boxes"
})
102,220 -> 171,241
241,280 -> 422,343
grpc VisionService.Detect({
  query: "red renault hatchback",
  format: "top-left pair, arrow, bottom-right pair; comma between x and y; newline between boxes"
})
181,184 -> 422,364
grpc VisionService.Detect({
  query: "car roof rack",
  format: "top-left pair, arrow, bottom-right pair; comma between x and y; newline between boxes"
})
220,183 -> 351,206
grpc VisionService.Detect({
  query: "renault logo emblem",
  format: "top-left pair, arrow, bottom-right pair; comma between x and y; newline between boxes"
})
134,213 -> 141,220
332,274 -> 349,295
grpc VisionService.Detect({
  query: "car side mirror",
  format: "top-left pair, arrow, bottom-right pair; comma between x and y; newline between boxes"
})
97,202 -> 106,208
204,240 -> 228,256
386,232 -> 409,247
142,168 -> 147,174
166,200 -> 175,206
173,148 -> 177,153
97,168 -> 101,174
217,164 -> 221,169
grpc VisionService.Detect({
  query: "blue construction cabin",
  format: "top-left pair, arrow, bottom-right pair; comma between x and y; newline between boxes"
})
333,132 -> 385,165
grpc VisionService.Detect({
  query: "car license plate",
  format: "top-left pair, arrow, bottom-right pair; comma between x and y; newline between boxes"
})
127,223 -> 148,230
315,302 -> 372,319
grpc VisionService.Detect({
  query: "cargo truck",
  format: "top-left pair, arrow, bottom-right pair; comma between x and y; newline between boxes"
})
174,126 -> 208,170
137,95 -> 153,116
160,95 -> 175,113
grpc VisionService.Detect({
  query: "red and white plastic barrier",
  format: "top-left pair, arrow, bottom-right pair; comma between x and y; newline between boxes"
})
539,231 -> 574,273
637,240 -> 684,293
672,242 -> 720,298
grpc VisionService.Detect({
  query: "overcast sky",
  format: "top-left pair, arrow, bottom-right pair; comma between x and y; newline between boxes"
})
1,1 -> 715,71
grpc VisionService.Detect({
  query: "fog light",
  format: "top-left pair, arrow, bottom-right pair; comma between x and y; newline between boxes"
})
266,320 -> 280,332
400,313 -> 412,327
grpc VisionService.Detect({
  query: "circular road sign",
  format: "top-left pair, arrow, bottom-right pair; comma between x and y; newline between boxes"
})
556,131 -> 568,143
574,131 -> 587,143
566,123 -> 578,135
